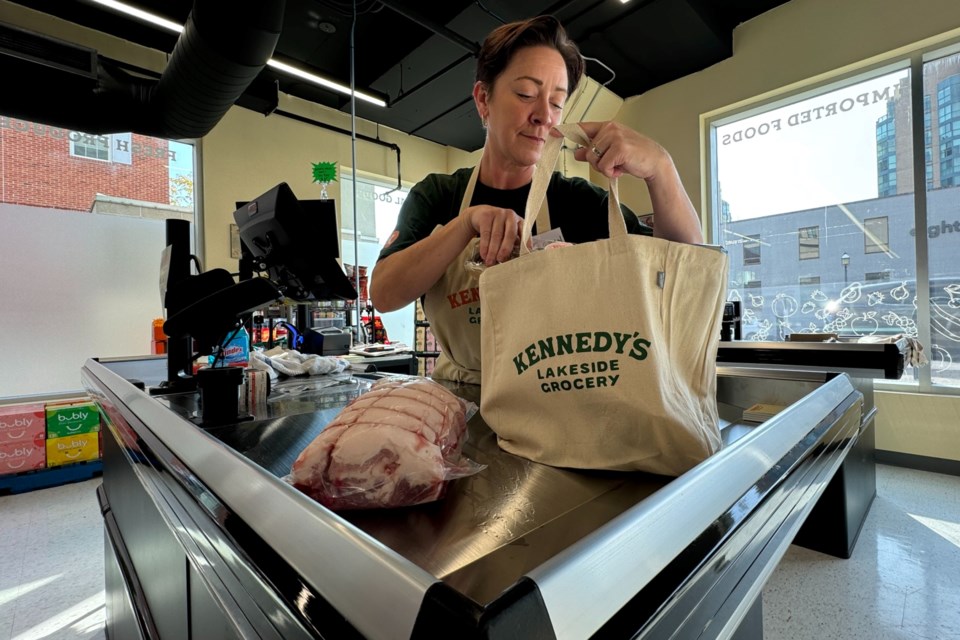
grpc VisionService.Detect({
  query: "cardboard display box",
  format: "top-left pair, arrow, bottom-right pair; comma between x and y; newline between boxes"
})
45,401 -> 101,439
0,403 -> 48,475
46,433 -> 101,468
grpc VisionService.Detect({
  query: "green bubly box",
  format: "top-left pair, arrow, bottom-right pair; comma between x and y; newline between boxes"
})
45,401 -> 101,439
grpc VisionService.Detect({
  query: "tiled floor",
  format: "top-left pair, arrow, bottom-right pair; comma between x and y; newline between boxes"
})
0,465 -> 957,639
763,464 -> 960,640
0,478 -> 105,640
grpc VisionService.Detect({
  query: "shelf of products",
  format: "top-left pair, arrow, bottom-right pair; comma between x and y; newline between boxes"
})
414,300 -> 440,377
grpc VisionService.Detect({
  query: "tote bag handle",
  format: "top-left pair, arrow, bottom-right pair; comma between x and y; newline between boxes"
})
520,122 -> 629,256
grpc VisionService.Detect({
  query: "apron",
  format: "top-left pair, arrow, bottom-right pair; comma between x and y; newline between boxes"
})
424,164 -> 551,383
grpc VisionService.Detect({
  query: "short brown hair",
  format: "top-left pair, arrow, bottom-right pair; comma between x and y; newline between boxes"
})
475,15 -> 584,97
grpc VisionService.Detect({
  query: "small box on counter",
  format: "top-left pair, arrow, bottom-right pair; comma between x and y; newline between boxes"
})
45,433 -> 101,468
45,401 -> 101,439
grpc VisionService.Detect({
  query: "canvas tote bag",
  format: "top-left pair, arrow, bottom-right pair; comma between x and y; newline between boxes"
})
479,123 -> 728,476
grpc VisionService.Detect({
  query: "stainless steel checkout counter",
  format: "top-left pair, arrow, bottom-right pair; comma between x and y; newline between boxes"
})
82,339 -> 902,640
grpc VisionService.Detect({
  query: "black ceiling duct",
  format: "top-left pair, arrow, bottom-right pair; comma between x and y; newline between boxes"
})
0,0 -> 284,139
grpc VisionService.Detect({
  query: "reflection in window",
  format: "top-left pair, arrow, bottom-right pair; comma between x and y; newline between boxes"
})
70,132 -> 110,161
743,235 -> 761,265
799,226 -> 820,259
938,75 -> 960,187
877,102 -> 897,197
865,271 -> 891,282
864,216 -> 889,254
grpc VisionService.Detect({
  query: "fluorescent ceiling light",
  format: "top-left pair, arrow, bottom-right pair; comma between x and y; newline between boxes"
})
90,0 -> 183,33
266,59 -> 386,107
89,0 -> 386,107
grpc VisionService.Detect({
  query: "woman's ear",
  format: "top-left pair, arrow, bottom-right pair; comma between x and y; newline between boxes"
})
473,81 -> 489,122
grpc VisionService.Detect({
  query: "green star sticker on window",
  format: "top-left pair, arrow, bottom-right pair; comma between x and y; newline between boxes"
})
311,162 -> 338,200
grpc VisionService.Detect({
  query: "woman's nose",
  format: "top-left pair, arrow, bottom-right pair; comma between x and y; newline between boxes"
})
531,98 -> 555,126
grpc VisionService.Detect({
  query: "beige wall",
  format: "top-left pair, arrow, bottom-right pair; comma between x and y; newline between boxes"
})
876,390 -> 960,456
200,98 -> 453,271
615,0 -> 960,462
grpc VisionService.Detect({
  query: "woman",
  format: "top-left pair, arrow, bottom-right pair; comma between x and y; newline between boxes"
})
370,15 -> 703,383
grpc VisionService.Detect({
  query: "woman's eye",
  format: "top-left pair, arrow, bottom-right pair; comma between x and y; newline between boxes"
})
517,93 -> 532,100
552,103 -> 564,110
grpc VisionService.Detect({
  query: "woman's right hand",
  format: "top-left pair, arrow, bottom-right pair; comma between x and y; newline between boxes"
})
460,205 -> 524,266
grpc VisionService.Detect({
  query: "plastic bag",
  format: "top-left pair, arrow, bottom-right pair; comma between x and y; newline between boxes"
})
288,376 -> 485,510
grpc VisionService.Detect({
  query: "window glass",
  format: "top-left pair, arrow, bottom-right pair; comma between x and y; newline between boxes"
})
339,175 -> 414,346
924,53 -> 960,385
864,216 -> 890,254
714,68 -> 921,351
716,54 -> 960,388
743,235 -> 761,265
0,115 -> 197,397
70,132 -> 111,161
799,225 -> 820,259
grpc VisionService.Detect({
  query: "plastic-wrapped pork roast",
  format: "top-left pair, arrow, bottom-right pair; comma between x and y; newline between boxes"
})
290,376 -> 478,510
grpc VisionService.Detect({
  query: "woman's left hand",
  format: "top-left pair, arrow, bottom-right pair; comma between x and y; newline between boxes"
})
567,121 -> 670,182
559,121 -> 704,244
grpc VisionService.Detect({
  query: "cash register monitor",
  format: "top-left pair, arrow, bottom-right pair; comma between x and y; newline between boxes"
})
233,182 -> 357,301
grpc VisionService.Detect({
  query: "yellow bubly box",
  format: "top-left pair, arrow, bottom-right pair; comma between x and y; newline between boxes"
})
46,433 -> 100,467
45,401 -> 101,439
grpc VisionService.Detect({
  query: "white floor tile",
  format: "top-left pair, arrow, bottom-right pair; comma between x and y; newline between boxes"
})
0,477 -> 104,640
763,465 -> 960,640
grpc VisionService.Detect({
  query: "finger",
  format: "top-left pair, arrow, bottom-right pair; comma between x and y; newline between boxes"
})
496,216 -> 518,263
476,214 -> 491,262
485,216 -> 506,265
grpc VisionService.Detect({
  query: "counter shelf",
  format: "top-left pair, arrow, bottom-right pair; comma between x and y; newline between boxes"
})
83,353 -> 876,639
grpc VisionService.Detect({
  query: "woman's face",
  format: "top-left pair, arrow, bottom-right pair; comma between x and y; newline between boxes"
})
476,45 -> 569,170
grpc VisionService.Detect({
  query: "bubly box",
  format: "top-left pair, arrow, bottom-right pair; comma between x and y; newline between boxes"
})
0,431 -> 46,475
0,403 -> 45,444
45,433 -> 101,468
45,401 -> 101,439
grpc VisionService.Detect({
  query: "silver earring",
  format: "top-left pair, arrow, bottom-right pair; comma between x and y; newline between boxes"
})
481,116 -> 488,128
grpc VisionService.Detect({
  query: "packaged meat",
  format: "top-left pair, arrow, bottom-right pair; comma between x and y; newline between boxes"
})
290,376 -> 483,510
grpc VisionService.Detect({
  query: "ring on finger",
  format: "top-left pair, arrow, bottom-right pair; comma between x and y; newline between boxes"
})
591,145 -> 604,158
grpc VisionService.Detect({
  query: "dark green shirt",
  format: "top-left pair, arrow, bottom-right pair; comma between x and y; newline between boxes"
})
378,167 -> 652,261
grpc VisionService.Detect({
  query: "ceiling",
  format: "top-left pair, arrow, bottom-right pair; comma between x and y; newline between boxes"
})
5,0 -> 791,151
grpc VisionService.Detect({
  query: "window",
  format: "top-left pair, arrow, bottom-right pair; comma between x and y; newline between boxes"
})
925,52 -> 960,386
864,216 -> 889,254
1,115 -> 197,397
743,235 -> 761,265
69,131 -> 111,161
339,174 -> 413,346
713,48 -> 960,389
745,279 -> 762,289
799,226 -> 820,259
